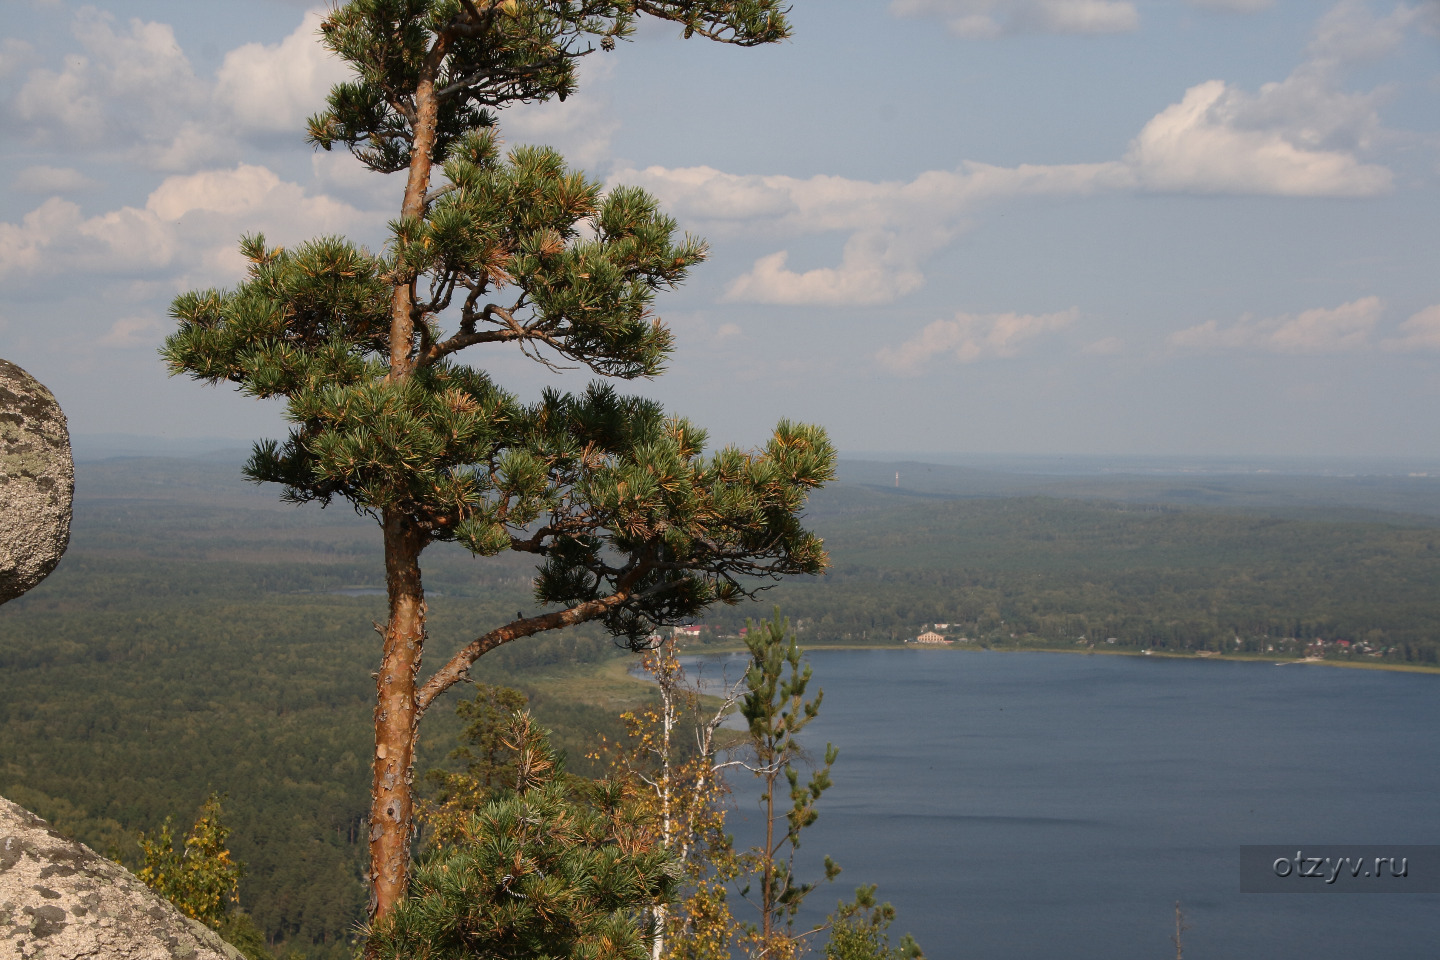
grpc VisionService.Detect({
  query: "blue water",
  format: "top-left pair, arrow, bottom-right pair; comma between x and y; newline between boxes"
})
692,649 -> 1440,960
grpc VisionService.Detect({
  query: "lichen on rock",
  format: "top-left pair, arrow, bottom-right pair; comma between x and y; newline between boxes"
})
0,358 -> 74,606
0,796 -> 244,959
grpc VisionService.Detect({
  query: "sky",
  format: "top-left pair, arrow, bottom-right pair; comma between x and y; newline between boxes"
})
1,0 -> 1438,459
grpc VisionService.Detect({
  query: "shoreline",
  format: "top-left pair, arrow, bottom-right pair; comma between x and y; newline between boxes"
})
674,640 -> 1440,675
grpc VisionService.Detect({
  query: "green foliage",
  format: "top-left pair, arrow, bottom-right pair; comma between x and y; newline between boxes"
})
163,0 -> 827,921
216,912 -> 279,960
160,0 -> 830,650
590,636 -> 739,960
13,461 -> 1440,954
426,683 -> 533,815
308,0 -> 790,173
369,713 -> 674,960
408,634 -> 927,960
705,494 -> 1440,659
736,609 -> 840,958
158,141 -> 835,642
823,886 -> 923,960
138,794 -> 242,927
0,466 -> 642,958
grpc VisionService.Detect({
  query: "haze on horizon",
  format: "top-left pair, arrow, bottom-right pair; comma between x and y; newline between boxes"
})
1,0 -> 1437,459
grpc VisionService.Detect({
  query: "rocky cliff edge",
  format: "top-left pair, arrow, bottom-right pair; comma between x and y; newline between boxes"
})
0,796 -> 243,960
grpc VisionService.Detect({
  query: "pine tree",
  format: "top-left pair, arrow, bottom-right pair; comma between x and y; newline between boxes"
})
424,682 -> 533,842
735,609 -> 840,960
370,712 -> 673,960
160,0 -> 831,924
823,886 -> 924,960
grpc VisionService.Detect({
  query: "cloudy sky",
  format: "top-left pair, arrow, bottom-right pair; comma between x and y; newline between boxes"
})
2,0 -> 1438,459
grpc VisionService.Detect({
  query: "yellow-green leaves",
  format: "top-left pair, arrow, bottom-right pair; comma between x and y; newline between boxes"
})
137,794 -> 242,928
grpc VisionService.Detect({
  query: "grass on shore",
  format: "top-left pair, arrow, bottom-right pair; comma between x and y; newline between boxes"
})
669,637 -> 1440,675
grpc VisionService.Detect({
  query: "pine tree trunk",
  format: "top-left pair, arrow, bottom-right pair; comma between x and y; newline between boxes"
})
368,508 -> 428,921
386,47 -> 443,381
366,41 -> 443,926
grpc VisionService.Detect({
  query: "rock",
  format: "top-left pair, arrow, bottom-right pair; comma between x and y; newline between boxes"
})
0,359 -> 74,605
0,796 -> 244,959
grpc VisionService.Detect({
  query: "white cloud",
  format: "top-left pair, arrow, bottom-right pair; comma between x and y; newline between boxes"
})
213,10 -> 349,136
1186,0 -> 1274,12
666,313 -> 748,352
98,316 -> 164,348
311,149 -> 401,210
878,308 -> 1078,372
889,0 -> 1138,37
147,165 -> 292,220
1124,79 -> 1392,196
1123,5 -> 1414,197
0,164 -> 374,286
1099,3 -> 1412,197
1306,0 -> 1427,69
619,2 -> 1404,305
12,165 -> 99,194
0,199 -> 84,277
7,7 -> 349,170
13,8 -> 208,162
1381,304 -> 1440,351
724,239 -> 928,306
9,4 -> 611,176
626,74 -> 1394,300
623,162 -> 1130,237
614,165 -> 797,227
619,161 -> 1128,304
1082,336 -> 1125,355
0,38 -> 37,79
1170,297 -> 1383,354
622,77 -> 1395,303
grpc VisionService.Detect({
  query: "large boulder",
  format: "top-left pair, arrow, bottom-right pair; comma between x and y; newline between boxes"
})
0,796 -> 243,959
0,359 -> 74,605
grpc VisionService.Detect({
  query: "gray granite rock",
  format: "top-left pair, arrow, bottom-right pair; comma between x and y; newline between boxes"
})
0,796 -> 244,960
0,359 -> 74,605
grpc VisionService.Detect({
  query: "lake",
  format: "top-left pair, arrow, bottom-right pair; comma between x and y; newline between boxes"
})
683,649 -> 1440,959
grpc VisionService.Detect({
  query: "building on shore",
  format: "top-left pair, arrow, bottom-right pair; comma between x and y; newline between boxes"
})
913,630 -> 952,645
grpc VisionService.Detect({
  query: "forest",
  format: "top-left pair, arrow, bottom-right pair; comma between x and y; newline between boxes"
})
2,453 -> 1438,956
712,484 -> 1440,660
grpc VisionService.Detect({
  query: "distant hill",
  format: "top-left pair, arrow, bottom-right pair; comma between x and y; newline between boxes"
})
833,457 -> 1440,521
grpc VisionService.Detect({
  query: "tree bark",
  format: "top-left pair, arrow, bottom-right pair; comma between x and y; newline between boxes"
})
368,38 -> 445,926
368,508 -> 428,921
387,45 -> 446,380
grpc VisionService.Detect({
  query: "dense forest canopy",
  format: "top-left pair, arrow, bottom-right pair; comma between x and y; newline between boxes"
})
3,455 -> 1438,955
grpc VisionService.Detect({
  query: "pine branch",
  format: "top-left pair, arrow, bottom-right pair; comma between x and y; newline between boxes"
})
415,574 -> 647,717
